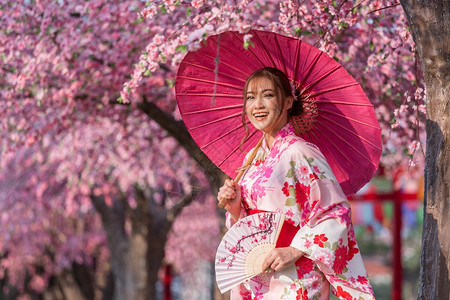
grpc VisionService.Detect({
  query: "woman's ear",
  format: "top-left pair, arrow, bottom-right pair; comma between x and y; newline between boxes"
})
286,96 -> 294,110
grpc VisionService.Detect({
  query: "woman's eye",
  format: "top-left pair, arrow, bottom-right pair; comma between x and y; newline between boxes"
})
246,96 -> 255,100
264,93 -> 274,98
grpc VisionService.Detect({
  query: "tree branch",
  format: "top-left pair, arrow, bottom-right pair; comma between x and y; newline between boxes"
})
313,0 -> 347,47
166,188 -> 201,226
368,3 -> 401,14
137,98 -> 227,193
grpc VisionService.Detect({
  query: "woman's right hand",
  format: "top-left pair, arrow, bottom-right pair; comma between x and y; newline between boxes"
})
217,179 -> 242,221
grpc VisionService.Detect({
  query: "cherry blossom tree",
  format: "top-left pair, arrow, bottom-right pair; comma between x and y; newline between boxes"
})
0,142 -> 109,299
399,1 -> 450,298
1,1 -> 217,299
0,102 -> 218,299
0,0 -> 433,299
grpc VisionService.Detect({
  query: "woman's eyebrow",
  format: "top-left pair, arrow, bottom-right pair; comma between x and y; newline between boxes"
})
246,88 -> 274,95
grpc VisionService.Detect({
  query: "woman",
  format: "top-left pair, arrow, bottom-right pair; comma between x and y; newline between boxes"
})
217,67 -> 375,299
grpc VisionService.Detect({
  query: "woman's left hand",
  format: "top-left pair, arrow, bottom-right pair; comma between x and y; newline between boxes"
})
262,247 -> 304,272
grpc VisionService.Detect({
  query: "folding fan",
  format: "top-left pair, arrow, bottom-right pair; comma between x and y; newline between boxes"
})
215,212 -> 285,293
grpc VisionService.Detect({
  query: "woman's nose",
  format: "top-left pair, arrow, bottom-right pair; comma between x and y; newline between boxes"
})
254,96 -> 264,107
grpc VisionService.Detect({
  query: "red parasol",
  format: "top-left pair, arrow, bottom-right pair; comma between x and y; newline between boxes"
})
175,30 -> 381,196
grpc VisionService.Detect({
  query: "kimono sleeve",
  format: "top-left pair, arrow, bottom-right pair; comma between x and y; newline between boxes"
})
287,144 -> 375,299
225,209 -> 247,229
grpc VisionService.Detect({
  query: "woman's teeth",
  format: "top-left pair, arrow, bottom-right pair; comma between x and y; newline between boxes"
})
254,113 -> 268,117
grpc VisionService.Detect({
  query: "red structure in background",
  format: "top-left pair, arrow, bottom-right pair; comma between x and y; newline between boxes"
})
164,264 -> 173,300
348,178 -> 420,300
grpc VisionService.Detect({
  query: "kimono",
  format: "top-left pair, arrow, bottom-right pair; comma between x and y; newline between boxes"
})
226,124 -> 375,300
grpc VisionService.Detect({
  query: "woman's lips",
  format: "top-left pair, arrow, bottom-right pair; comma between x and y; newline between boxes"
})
253,112 -> 268,120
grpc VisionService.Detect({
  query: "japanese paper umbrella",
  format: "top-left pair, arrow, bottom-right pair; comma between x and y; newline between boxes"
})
175,30 -> 381,196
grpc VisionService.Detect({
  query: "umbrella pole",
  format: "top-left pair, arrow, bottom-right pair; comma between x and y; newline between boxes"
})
218,136 -> 264,209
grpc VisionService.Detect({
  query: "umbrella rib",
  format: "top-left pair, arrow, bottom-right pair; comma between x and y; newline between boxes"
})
177,75 -> 243,90
232,31 -> 269,67
273,33 -> 288,75
300,65 -> 340,94
307,82 -> 359,98
318,108 -> 381,129
192,51 -> 250,80
316,100 -> 372,106
318,113 -> 382,151
317,121 -> 379,170
298,51 -> 322,87
189,112 -> 242,130
200,123 -> 246,149
208,34 -> 265,75
217,130 -> 261,168
307,127 -> 369,180
182,61 -> 247,84
182,104 -> 243,115
301,129 -> 352,180
292,39 -> 302,84
176,93 -> 242,98
252,31 -> 278,68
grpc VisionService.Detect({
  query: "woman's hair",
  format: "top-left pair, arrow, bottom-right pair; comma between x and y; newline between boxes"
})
240,67 -> 303,147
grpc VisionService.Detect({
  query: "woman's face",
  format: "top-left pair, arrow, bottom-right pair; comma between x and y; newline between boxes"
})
245,77 -> 292,137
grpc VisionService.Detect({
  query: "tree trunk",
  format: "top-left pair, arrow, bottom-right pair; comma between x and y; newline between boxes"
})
71,263 -> 95,300
91,190 -> 193,300
400,1 -> 450,298
147,214 -> 171,299
104,217 -> 167,300
91,199 -> 132,300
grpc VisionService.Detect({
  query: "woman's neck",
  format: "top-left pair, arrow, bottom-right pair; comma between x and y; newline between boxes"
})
264,134 -> 275,150
264,121 -> 287,149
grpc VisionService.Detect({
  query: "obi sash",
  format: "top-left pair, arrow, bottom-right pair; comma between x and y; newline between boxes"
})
246,209 -> 300,248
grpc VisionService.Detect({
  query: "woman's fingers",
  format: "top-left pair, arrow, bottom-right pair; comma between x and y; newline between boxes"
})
225,179 -> 234,187
262,251 -> 274,272
218,185 -> 236,200
218,179 -> 240,201
217,179 -> 242,215
262,253 -> 280,272
262,247 -> 304,272
217,179 -> 239,209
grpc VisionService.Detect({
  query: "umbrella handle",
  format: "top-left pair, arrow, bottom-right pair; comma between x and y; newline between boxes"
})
217,136 -> 264,209
217,169 -> 245,209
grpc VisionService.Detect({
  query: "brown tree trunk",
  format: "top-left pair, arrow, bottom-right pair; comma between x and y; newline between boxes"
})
400,1 -> 450,298
106,218 -> 167,300
91,194 -> 158,300
91,190 -> 197,300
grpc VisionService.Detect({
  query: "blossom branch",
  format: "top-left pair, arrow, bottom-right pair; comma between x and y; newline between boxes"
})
368,2 -> 401,14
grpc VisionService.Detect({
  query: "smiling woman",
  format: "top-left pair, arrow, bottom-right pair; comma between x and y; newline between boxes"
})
244,77 -> 291,147
217,67 -> 376,299
241,68 -> 298,150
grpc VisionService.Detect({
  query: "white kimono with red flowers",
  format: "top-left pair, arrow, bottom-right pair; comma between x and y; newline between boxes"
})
226,124 -> 375,300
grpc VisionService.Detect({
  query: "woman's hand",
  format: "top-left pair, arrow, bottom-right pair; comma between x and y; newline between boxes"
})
262,247 -> 304,272
217,179 -> 242,220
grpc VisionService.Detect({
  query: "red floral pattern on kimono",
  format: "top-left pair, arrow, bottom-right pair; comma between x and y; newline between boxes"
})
226,124 -> 375,300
